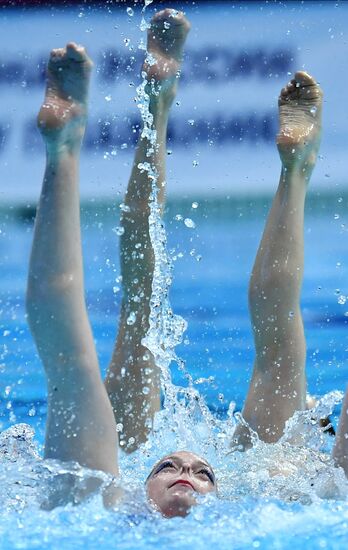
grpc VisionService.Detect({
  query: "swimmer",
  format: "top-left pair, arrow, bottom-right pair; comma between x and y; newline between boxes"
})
26,8 -> 348,517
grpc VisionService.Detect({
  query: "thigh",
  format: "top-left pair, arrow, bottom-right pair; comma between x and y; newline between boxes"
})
235,310 -> 306,447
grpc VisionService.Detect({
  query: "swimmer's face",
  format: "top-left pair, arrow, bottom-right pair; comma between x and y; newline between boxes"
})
146,450 -> 216,518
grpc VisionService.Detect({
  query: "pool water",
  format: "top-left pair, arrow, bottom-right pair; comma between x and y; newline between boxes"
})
1,194 -> 348,548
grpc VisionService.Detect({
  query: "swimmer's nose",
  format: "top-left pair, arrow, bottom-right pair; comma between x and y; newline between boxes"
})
180,462 -> 193,475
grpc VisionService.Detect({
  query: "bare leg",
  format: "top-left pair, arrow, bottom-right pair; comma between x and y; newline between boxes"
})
234,72 -> 323,447
105,9 -> 190,452
26,44 -> 118,477
333,388 -> 348,475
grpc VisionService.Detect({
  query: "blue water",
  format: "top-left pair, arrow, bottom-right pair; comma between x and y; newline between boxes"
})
1,195 -> 348,548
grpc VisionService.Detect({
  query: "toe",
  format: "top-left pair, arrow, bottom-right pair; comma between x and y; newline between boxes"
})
294,71 -> 323,100
66,42 -> 86,62
50,48 -> 64,61
294,71 -> 316,87
153,8 -> 179,20
152,8 -> 190,30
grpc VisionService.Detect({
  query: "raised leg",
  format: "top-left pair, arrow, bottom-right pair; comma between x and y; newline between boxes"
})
105,9 -> 190,452
26,44 -> 118,477
234,72 -> 323,447
333,388 -> 348,476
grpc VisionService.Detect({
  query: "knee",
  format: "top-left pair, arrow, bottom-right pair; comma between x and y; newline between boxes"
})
26,272 -> 77,320
248,269 -> 300,309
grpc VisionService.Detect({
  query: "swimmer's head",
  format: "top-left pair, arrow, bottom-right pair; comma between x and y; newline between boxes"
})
145,450 -> 216,518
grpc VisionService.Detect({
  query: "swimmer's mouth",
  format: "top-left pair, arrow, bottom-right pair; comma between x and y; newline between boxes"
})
170,479 -> 195,490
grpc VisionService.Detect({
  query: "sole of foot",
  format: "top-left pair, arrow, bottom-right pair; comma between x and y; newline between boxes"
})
143,9 -> 191,106
277,71 -> 323,171
38,42 -> 93,152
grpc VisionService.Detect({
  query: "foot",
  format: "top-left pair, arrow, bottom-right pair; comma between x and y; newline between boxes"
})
143,9 -> 190,108
277,71 -> 323,171
38,43 -> 93,153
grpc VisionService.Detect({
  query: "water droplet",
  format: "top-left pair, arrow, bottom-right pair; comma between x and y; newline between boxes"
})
334,213 -> 340,220
175,214 -> 183,221
192,202 -> 198,209
140,17 -> 150,31
338,197 -> 343,203
121,143 -> 128,150
167,150 -> 173,155
138,38 -> 146,51
142,386 -> 150,395
105,94 -> 112,102
114,226 -> 125,236
126,7 -> 134,16
126,312 -> 136,325
192,160 -> 199,167
338,295 -> 347,305
335,289 -> 341,295
310,106 -> 317,115
3,330 -> 10,337
196,255 -> 202,262
288,310 -> 294,318
184,218 -> 196,229
188,119 -> 195,126
120,203 -> 130,212
116,423 -> 123,432
124,38 -> 130,47
164,21 -> 170,29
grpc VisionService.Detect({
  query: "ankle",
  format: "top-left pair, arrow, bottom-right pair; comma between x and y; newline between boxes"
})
280,164 -> 312,187
278,135 -> 320,176
148,92 -> 173,118
46,144 -> 80,166
44,130 -> 84,158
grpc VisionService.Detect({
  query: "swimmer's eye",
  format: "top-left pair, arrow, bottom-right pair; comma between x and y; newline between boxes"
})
197,468 -> 215,484
154,460 -> 175,475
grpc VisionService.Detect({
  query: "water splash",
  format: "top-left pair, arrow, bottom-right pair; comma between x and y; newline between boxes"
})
133,0 -> 236,465
135,1 -> 186,403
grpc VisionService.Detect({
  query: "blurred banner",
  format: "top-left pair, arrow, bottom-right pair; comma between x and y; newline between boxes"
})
0,1 -> 347,202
